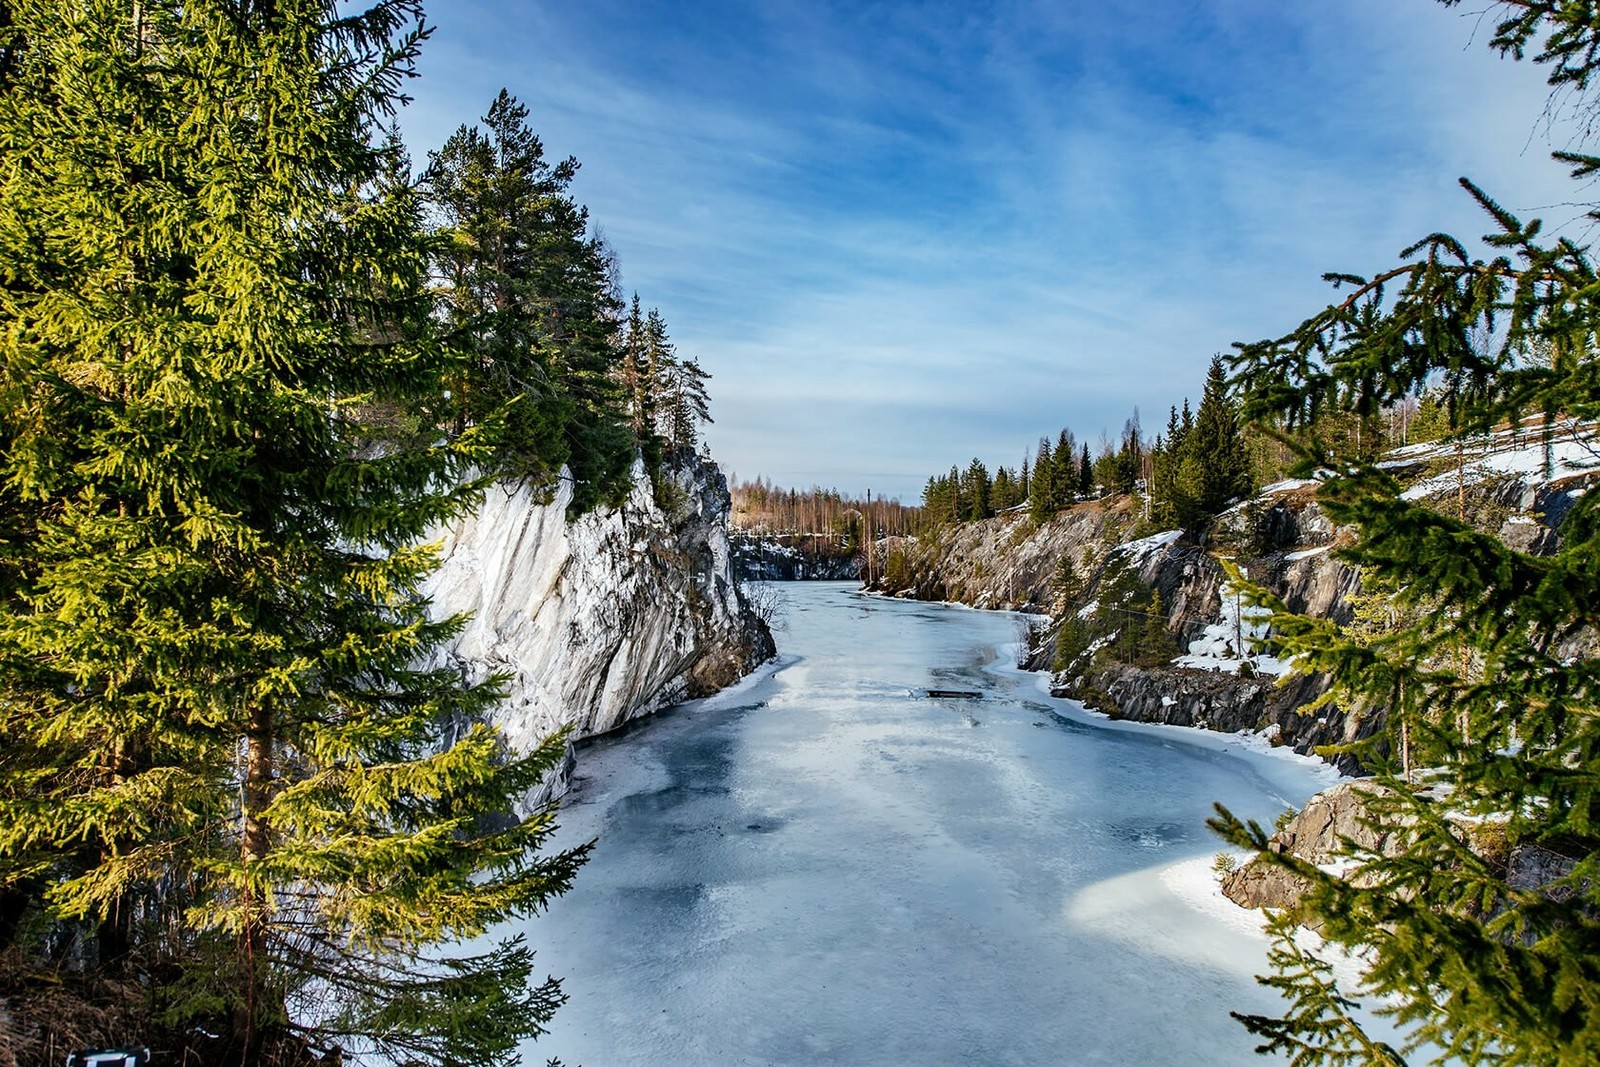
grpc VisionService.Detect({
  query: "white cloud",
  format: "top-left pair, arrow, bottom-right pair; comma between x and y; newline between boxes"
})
401,0 -> 1591,501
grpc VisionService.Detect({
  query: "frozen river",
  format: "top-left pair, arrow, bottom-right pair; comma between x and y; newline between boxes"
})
517,582 -> 1341,1066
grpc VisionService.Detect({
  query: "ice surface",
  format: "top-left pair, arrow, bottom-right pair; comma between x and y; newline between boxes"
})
514,583 -> 1345,1065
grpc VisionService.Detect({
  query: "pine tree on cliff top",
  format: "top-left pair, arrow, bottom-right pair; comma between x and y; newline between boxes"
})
623,293 -> 654,443
1053,428 -> 1078,509
0,3 -> 587,1062
1211,6 -> 1600,1062
1188,355 -> 1252,514
664,355 -> 714,452
427,88 -> 633,513
1029,436 -> 1055,524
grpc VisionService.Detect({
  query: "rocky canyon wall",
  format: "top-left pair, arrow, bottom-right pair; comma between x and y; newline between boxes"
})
421,455 -> 775,797
866,434 -> 1595,770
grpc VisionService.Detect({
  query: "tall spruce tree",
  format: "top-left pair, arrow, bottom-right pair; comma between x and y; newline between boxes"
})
622,293 -> 655,446
427,88 -> 632,512
1149,405 -> 1187,528
662,356 -> 714,452
963,458 -> 992,521
0,3 -> 587,1063
1212,6 -> 1600,1061
946,463 -> 965,524
641,306 -> 679,443
1029,436 -> 1055,524
992,465 -> 1017,511
1051,429 -> 1075,509
1188,355 -> 1251,514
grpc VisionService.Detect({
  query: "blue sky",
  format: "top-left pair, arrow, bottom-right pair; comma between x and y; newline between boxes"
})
401,1 -> 1584,503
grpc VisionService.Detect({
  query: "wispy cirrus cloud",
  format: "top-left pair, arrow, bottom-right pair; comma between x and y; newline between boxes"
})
402,0 -> 1585,501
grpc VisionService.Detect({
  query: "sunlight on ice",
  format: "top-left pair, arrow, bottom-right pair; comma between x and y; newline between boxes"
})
1065,857 -> 1271,979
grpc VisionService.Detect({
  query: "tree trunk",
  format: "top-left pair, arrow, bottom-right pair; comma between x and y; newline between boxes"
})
96,736 -> 135,970
0,884 -> 35,952
96,895 -> 132,968
1455,444 -> 1472,748
236,703 -> 274,1062
1401,719 -> 1412,785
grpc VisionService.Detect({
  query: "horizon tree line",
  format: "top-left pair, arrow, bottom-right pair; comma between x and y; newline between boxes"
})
913,352 -> 1470,535
729,479 -> 921,550
916,355 -> 1251,532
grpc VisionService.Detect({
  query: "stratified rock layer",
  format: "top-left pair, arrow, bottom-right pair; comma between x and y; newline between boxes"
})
1220,780 -> 1400,911
421,456 -> 773,793
1220,778 -> 1580,916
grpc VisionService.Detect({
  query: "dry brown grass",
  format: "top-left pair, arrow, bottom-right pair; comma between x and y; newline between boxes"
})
0,950 -> 145,1067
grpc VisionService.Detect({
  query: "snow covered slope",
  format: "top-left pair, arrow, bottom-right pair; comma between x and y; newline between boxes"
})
1392,417 -> 1597,502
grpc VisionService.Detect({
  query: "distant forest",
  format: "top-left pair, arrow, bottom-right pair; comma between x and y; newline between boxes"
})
737,352 -> 1456,556
914,355 -> 1457,536
728,480 -> 920,558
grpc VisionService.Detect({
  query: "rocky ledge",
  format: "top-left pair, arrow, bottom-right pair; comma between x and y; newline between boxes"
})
1221,778 -> 1580,918
1220,780 -> 1400,912
867,439 -> 1596,769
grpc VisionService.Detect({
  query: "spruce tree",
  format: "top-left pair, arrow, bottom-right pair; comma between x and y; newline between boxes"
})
1029,436 -> 1055,524
642,307 -> 680,441
1051,553 -> 1081,614
1053,428 -> 1078,509
992,466 -> 1015,511
663,356 -> 714,452
1149,434 -> 1175,528
921,474 -> 945,522
1188,355 -> 1251,514
427,88 -> 632,512
1166,403 -> 1188,454
1138,591 -> 1178,667
1213,6 -> 1600,1058
1173,448 -> 1207,530
0,3 -> 587,1062
963,458 -> 992,521
1149,403 -> 1192,529
622,293 -> 654,445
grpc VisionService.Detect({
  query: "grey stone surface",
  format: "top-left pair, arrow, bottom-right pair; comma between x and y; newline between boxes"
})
421,455 -> 773,802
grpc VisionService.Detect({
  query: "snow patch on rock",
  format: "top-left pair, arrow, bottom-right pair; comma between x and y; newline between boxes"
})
1174,581 -> 1290,676
1114,529 -> 1184,560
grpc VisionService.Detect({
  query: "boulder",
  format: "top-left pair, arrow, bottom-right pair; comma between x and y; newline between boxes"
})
1221,779 -> 1402,912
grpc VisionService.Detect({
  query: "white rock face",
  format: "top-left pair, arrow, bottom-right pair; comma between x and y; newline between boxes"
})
419,456 -> 772,779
